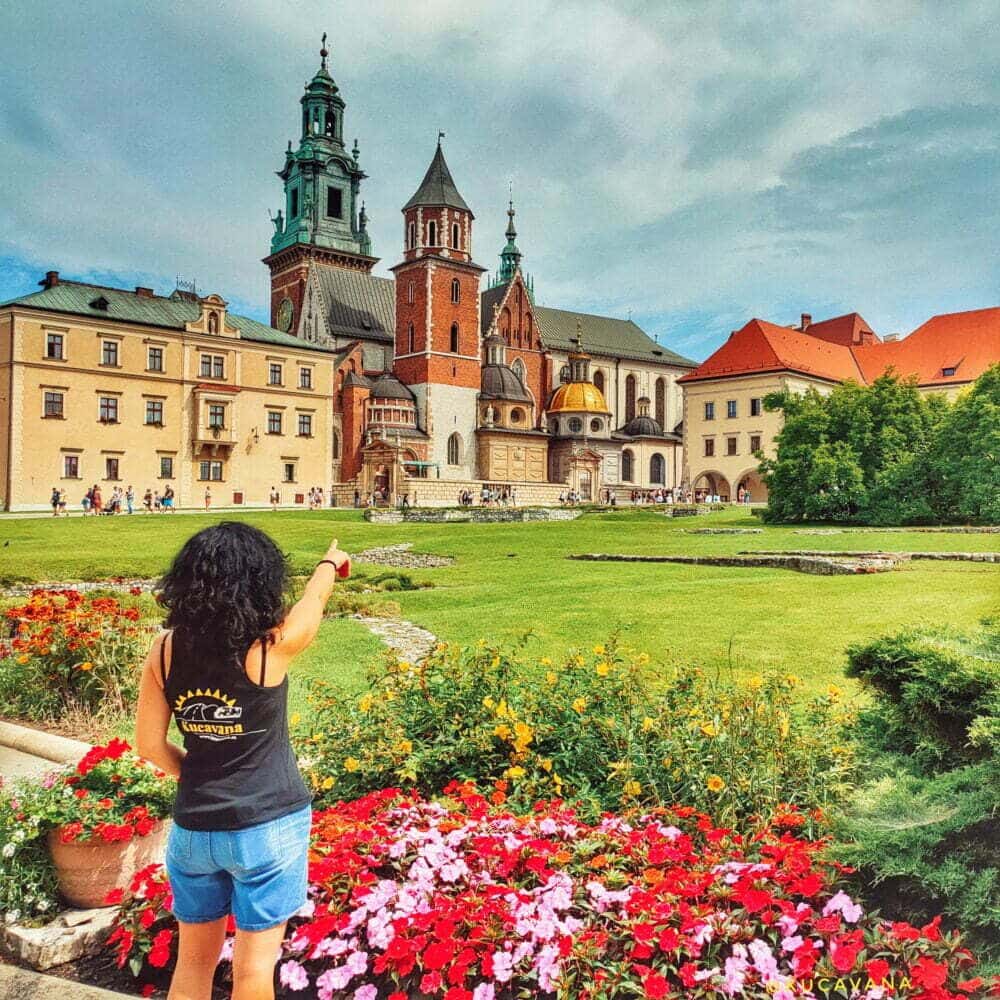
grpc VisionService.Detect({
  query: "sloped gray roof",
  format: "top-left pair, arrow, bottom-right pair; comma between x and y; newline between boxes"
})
403,144 -> 472,214
2,280 -> 335,354
312,268 -> 395,344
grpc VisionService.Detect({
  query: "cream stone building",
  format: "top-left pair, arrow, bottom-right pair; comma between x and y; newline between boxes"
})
0,274 -> 336,511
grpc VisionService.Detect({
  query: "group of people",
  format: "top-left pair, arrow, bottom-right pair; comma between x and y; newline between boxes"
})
475,485 -> 519,507
60,484 -> 177,515
558,489 -> 587,506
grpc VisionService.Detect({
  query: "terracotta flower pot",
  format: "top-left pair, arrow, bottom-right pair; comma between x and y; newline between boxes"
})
47,820 -> 171,909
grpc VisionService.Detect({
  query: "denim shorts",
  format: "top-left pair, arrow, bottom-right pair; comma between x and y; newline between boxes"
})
165,805 -> 311,931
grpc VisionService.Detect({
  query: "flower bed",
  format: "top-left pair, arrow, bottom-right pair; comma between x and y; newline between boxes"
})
107,784 -> 994,999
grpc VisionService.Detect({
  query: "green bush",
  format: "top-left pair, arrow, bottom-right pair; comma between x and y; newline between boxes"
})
296,636 -> 858,831
835,623 -> 1000,965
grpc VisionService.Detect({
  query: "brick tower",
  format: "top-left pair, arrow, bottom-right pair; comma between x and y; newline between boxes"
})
263,36 -> 376,334
391,139 -> 486,479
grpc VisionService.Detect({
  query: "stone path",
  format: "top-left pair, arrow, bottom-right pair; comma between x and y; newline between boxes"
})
352,614 -> 438,663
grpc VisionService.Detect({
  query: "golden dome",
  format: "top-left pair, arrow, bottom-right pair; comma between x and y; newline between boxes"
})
547,381 -> 610,414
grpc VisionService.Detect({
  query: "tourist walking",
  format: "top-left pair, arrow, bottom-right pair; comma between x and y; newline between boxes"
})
204,487 -> 212,511
162,485 -> 175,512
92,485 -> 103,515
126,486 -> 135,515
143,488 -> 153,513
50,487 -> 60,516
136,522 -> 352,1000
270,487 -> 280,511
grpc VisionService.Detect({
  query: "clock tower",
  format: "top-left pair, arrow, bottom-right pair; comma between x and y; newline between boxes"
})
263,36 -> 376,334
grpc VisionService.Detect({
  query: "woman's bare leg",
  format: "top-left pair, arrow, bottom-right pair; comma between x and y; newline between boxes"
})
168,916 -> 227,1000
232,923 -> 286,1000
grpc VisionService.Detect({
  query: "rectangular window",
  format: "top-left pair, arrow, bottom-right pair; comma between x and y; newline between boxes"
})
43,391 -> 64,418
101,341 -> 119,366
704,438 -> 715,457
63,454 -> 79,479
212,356 -> 225,379
198,460 -> 223,481
105,457 -> 120,480
46,333 -> 64,359
148,347 -> 164,372
199,354 -> 212,377
726,437 -> 738,456
726,400 -> 738,419
704,401 -> 715,421
299,367 -> 312,389
750,397 -> 762,417
159,456 -> 174,478
268,363 -> 283,386
208,404 -> 226,429
297,413 -> 312,437
267,411 -> 283,435
145,400 -> 164,425
283,462 -> 296,483
98,396 -> 119,423
326,186 -> 342,219
290,188 -> 299,218
750,435 -> 762,453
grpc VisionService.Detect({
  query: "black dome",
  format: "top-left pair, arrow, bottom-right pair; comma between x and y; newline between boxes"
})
370,373 -> 414,401
481,364 -> 532,402
622,415 -> 663,437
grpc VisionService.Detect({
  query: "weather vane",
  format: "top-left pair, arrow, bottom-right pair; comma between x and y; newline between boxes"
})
438,130 -> 446,145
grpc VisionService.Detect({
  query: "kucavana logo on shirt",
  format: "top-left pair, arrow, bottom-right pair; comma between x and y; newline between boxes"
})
173,688 -> 263,742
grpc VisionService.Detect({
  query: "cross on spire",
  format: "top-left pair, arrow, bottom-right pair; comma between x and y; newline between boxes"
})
320,32 -> 329,70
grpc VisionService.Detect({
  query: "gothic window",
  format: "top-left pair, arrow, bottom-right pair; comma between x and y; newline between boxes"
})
324,112 -> 335,138
622,449 -> 634,482
655,377 -> 666,427
290,188 -> 299,219
332,431 -> 340,460
447,432 -> 462,466
327,187 -> 342,219
625,374 -> 637,422
451,278 -> 460,304
407,323 -> 415,353
650,453 -> 665,484
450,323 -> 460,353
407,281 -> 415,304
512,358 -> 526,383
451,223 -> 460,250
407,221 -> 415,249
428,221 -> 437,246
593,369 -> 605,394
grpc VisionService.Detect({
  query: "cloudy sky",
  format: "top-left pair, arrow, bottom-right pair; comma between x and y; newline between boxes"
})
1,1 -> 997,360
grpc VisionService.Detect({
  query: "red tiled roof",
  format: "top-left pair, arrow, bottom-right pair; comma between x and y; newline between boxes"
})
854,307 -> 1000,387
681,307 -> 999,389
678,318 -> 863,384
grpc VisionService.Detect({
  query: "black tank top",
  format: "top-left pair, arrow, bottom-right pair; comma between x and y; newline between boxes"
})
162,628 -> 312,831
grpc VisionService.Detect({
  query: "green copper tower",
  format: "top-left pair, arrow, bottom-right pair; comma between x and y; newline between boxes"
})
269,36 -> 371,259
491,198 -> 533,296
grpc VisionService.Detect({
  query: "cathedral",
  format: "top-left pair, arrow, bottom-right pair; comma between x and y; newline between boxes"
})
265,40 -> 697,502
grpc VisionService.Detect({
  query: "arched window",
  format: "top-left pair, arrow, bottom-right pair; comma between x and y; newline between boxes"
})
407,281 -> 414,304
450,323 -> 459,353
625,374 -> 637,422
428,220 -> 437,247
593,369 -> 605,394
512,358 -> 526,383
447,432 -> 461,466
650,453 -> 665,484
622,449 -> 634,482
325,112 -> 335,137
525,314 -> 532,349
407,322 -> 415,354
451,223 -> 460,250
407,221 -> 415,249
451,278 -> 460,304
332,431 -> 340,460
655,377 -> 666,427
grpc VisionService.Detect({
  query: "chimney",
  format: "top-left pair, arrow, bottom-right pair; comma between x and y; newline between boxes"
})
135,286 -> 154,298
40,270 -> 59,288
800,313 -> 812,331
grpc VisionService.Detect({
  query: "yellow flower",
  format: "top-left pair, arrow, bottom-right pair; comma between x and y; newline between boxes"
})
623,780 -> 642,797
828,684 -> 842,700
592,644 -> 606,655
540,656 -> 552,666
494,724 -> 512,741
706,774 -> 726,793
321,776 -> 334,790
572,697 -> 587,714
344,757 -> 360,773
545,671 -> 558,686
637,652 -> 650,665
513,721 -> 533,748
491,656 -> 501,669
396,739 -> 413,755
505,765 -> 526,780
573,655 -> 585,667
552,773 -> 563,791
595,662 -> 610,677
397,660 -> 411,672
747,675 -> 764,691
78,661 -> 94,672
778,713 -> 790,740
784,673 -> 801,688
16,655 -> 29,665
641,716 -> 656,733
661,757 -> 673,769
289,712 -> 301,726
358,694 -> 373,713
539,758 -> 553,772
482,696 -> 496,710
495,699 -> 510,719
700,721 -> 717,738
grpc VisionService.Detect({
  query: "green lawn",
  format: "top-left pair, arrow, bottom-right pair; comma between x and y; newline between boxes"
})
2,508 -> 997,697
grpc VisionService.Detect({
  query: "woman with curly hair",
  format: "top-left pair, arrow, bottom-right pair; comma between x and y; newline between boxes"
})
136,522 -> 350,1000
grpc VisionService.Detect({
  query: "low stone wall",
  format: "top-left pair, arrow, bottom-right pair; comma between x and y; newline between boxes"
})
743,549 -> 998,563
570,553 -> 899,575
364,507 -> 582,525
686,528 -> 763,535
354,543 -> 454,568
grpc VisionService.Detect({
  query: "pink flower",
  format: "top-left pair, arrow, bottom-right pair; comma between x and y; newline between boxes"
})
354,987 -> 378,1000
279,960 -> 309,991
823,890 -> 864,923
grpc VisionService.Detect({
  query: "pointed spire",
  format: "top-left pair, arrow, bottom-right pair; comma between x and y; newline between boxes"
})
497,193 -> 522,284
403,140 -> 471,214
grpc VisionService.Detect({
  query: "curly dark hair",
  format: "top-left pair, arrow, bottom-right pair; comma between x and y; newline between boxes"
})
158,522 -> 290,668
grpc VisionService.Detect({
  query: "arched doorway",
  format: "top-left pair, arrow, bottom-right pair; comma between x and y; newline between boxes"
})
649,453 -> 665,484
693,471 -> 732,502
736,469 -> 767,503
374,465 -> 391,500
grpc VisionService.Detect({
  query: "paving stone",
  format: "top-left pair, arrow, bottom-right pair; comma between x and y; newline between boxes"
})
0,907 -> 118,971
354,543 -> 455,569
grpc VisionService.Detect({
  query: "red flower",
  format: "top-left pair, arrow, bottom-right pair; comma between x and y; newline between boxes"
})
958,978 -> 984,993
866,958 -> 891,984
423,940 -> 454,971
911,956 -> 949,990
420,971 -> 442,993
830,930 -> 864,973
103,888 -> 125,906
140,986 -> 156,997
643,971 -> 670,998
